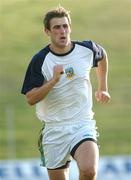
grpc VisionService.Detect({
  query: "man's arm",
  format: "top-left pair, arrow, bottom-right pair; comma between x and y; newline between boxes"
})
95,50 -> 111,103
26,65 -> 63,105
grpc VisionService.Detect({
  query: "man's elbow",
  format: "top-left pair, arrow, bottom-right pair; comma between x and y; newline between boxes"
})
27,98 -> 35,106
26,93 -> 36,106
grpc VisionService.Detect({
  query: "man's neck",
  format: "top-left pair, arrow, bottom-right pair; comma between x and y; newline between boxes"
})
49,42 -> 73,54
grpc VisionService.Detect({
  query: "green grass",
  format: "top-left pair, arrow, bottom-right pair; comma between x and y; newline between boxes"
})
0,0 -> 131,159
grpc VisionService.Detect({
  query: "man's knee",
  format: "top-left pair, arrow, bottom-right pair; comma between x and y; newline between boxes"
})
79,165 -> 97,179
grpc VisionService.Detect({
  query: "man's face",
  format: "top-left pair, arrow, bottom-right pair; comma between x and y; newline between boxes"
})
45,17 -> 71,48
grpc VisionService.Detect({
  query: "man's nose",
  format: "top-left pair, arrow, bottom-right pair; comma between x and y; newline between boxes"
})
60,26 -> 65,33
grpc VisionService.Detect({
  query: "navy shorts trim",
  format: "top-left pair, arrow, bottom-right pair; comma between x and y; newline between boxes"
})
70,138 -> 97,158
47,161 -> 70,170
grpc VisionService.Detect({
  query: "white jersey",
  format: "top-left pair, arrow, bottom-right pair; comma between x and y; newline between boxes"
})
21,40 -> 104,123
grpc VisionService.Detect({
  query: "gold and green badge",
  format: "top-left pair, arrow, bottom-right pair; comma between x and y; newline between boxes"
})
65,67 -> 75,79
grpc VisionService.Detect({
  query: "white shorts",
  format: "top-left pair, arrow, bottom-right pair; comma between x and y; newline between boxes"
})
38,119 -> 99,169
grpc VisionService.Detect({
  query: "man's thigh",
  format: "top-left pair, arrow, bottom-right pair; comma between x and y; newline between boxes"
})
48,168 -> 69,180
74,141 -> 99,172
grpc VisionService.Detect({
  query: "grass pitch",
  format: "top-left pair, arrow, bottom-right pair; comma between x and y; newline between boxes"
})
0,0 -> 131,159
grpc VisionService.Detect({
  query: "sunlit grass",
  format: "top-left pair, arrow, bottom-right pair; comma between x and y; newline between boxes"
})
0,0 -> 131,159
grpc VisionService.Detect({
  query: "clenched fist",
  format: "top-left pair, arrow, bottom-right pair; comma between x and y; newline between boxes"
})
53,65 -> 64,82
95,91 -> 110,104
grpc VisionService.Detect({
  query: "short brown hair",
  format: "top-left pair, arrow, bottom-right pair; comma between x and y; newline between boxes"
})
43,6 -> 71,30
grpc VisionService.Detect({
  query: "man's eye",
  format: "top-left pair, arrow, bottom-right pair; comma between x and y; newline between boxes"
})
53,24 -> 68,29
54,25 -> 60,29
63,24 -> 68,28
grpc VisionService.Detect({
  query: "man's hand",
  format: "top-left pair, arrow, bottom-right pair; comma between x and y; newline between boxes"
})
53,65 -> 64,82
95,91 -> 110,104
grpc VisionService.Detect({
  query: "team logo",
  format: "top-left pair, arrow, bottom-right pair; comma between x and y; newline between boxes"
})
65,67 -> 75,79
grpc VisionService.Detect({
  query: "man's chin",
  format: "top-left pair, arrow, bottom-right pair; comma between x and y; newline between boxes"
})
58,41 -> 70,48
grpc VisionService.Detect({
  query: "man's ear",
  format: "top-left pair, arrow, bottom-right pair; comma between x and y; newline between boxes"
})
44,28 -> 50,36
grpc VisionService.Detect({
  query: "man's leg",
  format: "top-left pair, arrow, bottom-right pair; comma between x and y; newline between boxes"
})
47,168 -> 69,180
74,141 -> 99,180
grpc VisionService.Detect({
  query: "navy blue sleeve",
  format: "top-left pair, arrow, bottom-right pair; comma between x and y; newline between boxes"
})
21,54 -> 45,95
90,41 -> 105,67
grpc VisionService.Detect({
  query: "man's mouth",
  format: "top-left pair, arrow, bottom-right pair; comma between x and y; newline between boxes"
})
60,36 -> 66,40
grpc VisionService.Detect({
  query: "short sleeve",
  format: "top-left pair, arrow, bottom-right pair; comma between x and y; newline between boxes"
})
21,54 -> 45,95
91,41 -> 105,67
78,40 -> 105,67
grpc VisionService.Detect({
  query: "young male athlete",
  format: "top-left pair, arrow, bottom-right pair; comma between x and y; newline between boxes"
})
21,6 -> 110,180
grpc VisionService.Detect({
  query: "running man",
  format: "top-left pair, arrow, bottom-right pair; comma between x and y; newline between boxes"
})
21,6 -> 110,180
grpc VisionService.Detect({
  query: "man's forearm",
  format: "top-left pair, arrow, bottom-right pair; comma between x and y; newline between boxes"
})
26,78 -> 58,105
96,54 -> 108,91
95,53 -> 110,103
26,65 -> 64,105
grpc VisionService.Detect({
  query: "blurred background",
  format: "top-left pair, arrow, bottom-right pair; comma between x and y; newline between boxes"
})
0,0 -> 131,179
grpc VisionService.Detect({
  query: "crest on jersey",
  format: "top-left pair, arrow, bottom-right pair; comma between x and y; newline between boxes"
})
65,67 -> 75,79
